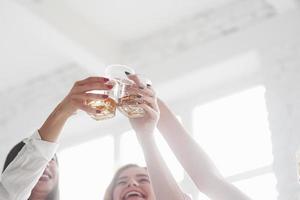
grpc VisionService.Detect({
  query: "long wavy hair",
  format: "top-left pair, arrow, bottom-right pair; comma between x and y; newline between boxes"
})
103,164 -> 146,200
2,141 -> 60,200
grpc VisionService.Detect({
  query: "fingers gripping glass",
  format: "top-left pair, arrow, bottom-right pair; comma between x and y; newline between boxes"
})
85,65 -> 152,120
85,79 -> 118,121
106,65 -> 152,118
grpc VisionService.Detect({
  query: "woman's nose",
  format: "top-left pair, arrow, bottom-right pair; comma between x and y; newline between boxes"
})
127,179 -> 139,187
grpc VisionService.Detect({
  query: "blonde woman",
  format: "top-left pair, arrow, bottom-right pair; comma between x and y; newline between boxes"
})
103,74 -> 251,200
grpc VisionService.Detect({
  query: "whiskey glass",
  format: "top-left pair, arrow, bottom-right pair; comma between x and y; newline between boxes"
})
105,65 -> 149,118
85,77 -> 118,121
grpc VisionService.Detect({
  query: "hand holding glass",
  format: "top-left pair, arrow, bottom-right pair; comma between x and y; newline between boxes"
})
85,79 -> 118,121
106,65 -> 151,118
85,65 -> 151,120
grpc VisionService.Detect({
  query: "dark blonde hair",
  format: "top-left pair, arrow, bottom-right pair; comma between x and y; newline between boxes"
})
103,164 -> 146,200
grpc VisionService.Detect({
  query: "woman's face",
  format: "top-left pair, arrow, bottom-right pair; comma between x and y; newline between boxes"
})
112,166 -> 156,200
31,158 -> 58,195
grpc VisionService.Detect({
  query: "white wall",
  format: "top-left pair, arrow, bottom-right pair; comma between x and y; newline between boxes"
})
154,9 -> 300,199
0,0 -> 103,167
261,39 -> 300,200
1,0 -> 300,199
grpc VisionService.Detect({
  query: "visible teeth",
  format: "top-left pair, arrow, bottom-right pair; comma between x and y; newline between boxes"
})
42,174 -> 50,178
125,191 -> 143,199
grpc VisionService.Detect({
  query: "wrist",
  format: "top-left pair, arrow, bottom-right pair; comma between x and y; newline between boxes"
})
137,133 -> 158,155
57,97 -> 78,118
39,101 -> 73,130
136,131 -> 155,144
38,103 -> 71,142
56,101 -> 74,119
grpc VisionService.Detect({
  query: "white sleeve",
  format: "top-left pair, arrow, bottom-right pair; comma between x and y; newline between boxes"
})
0,130 -> 59,200
184,193 -> 193,200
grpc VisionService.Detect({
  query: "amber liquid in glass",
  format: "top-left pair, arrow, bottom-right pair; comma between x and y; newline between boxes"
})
86,97 -> 117,120
118,94 -> 145,118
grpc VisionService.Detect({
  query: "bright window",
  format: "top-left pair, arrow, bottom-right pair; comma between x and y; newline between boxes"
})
120,130 -> 184,182
57,86 -> 277,199
193,86 -> 277,199
120,130 -> 145,166
59,136 -> 114,199
234,172 -> 278,200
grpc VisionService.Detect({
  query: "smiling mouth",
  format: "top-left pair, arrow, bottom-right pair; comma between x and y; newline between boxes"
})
123,191 -> 145,200
39,171 -> 52,182
39,175 -> 50,181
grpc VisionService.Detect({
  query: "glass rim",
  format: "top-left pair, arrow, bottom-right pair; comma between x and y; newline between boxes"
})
134,73 -> 152,86
105,64 -> 135,75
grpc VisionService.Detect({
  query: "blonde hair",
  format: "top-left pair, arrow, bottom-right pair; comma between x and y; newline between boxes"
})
103,164 -> 146,200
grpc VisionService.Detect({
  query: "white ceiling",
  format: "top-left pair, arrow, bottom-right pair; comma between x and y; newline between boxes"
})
1,0 -> 298,166
2,0 -> 252,90
64,0 -> 234,41
0,1 -> 64,88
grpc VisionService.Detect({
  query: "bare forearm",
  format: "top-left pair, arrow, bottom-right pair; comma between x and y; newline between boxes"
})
157,99 -> 221,183
38,76 -> 113,142
137,133 -> 185,200
38,101 -> 72,142
157,99 -> 251,199
205,179 -> 252,200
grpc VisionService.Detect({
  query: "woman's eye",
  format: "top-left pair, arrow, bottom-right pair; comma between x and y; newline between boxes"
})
139,178 -> 150,183
116,181 -> 126,185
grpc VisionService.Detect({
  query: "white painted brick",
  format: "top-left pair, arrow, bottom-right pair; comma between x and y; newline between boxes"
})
0,63 -> 89,131
120,0 -> 277,66
261,41 -> 300,200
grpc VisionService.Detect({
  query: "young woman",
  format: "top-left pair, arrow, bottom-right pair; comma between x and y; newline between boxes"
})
0,76 -> 113,200
104,164 -> 156,200
110,73 -> 251,200
2,142 -> 60,200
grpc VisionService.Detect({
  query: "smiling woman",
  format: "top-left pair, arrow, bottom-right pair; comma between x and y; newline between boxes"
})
0,76 -> 113,200
104,164 -> 192,200
104,164 -> 155,200
1,138 -> 60,200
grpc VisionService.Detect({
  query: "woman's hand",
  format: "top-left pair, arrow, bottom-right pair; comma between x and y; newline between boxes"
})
126,74 -> 160,136
59,76 -> 113,117
39,76 -> 113,142
126,75 -> 188,200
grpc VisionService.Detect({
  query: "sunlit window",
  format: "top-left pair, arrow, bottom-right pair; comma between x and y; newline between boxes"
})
59,136 -> 114,199
234,173 -> 278,200
120,130 -> 145,166
193,86 -> 277,199
154,132 -> 185,182
57,85 -> 277,200
120,130 -> 184,182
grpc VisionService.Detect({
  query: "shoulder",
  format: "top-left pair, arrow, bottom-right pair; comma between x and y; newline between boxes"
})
184,193 -> 193,200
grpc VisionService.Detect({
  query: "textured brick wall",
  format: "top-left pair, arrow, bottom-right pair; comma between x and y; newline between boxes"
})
0,64 -> 89,167
120,0 -> 277,67
261,42 -> 300,200
0,64 -> 88,131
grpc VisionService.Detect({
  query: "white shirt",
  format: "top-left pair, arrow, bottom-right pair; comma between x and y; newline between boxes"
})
0,131 -> 59,200
184,193 -> 193,200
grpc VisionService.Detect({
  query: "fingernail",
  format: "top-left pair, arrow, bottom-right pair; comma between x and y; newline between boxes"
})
102,94 -> 109,98
107,85 -> 114,89
103,78 -> 109,82
96,110 -> 101,113
125,71 -> 131,75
